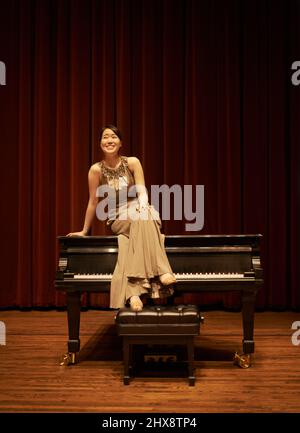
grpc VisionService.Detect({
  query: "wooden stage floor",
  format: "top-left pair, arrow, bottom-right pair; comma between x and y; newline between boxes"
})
0,309 -> 300,413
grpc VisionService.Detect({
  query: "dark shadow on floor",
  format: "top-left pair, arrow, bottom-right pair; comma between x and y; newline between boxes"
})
78,327 -> 238,364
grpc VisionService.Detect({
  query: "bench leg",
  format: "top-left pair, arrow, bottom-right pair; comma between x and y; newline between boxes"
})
121,335 -> 197,385
187,337 -> 195,386
123,337 -> 130,385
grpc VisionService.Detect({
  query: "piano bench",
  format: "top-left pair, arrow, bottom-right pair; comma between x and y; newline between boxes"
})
115,304 -> 201,386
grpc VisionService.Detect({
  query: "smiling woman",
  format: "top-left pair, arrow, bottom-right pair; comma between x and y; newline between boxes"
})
67,125 -> 176,311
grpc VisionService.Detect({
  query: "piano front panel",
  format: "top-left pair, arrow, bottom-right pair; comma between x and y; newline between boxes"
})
167,252 -> 252,274
56,234 -> 263,292
67,253 -> 117,275
61,252 -> 253,280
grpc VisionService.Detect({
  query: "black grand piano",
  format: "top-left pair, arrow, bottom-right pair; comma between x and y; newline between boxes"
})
55,234 -> 263,367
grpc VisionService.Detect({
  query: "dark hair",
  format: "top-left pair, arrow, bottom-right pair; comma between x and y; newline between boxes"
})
99,124 -> 122,141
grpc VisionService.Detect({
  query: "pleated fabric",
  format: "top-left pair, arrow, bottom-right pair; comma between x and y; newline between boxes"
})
110,204 -> 175,308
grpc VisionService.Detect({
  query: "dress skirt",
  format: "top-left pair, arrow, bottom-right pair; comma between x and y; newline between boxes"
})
109,201 -> 175,308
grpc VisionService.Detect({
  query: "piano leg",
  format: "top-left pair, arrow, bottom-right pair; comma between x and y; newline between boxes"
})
236,289 -> 258,368
123,337 -> 130,385
60,291 -> 81,366
187,336 -> 195,386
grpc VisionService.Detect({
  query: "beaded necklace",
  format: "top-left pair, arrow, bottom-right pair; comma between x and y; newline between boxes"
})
99,156 -> 127,190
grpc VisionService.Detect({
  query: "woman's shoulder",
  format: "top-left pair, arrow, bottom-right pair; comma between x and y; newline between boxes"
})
89,162 -> 102,177
126,156 -> 141,169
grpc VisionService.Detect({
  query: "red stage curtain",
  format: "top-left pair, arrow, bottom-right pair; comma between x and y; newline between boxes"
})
0,0 -> 299,309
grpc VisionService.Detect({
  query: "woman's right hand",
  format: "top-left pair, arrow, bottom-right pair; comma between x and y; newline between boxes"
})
66,230 -> 87,237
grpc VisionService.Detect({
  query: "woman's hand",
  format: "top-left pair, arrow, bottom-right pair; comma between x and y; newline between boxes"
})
136,202 -> 149,213
66,230 -> 87,237
136,193 -> 149,213
137,204 -> 149,212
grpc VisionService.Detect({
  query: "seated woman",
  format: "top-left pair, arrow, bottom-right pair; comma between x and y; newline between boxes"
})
67,124 -> 176,311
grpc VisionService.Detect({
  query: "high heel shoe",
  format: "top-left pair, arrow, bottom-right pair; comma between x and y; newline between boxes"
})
159,273 -> 176,286
129,295 -> 143,312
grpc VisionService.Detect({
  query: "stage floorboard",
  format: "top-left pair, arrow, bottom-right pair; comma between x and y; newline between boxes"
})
0,310 -> 299,413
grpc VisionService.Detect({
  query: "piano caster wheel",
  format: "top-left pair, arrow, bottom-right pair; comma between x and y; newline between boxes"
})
59,352 -> 77,366
188,376 -> 196,386
233,352 -> 251,369
123,376 -> 130,385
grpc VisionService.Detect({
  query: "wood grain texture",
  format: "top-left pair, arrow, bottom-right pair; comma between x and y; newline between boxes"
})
0,310 -> 299,412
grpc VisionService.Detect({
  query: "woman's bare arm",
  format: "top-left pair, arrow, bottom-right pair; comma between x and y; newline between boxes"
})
67,164 -> 101,236
128,157 -> 149,209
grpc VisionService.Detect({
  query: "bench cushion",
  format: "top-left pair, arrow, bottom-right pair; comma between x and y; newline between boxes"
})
115,304 -> 200,336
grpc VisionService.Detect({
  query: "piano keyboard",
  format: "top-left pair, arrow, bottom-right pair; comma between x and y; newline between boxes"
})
72,272 -> 246,280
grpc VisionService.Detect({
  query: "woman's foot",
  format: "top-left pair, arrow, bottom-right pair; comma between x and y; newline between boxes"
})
129,295 -> 143,312
159,273 -> 176,286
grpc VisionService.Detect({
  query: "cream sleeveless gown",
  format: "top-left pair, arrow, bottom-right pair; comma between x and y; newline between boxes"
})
98,156 -> 175,308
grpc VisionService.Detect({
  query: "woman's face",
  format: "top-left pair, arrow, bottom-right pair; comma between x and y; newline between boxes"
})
100,128 -> 122,156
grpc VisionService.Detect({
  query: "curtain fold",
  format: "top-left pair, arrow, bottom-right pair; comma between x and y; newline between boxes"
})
0,0 -> 299,309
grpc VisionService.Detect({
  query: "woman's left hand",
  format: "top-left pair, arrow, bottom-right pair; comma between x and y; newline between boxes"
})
136,203 -> 149,213
136,196 -> 149,212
